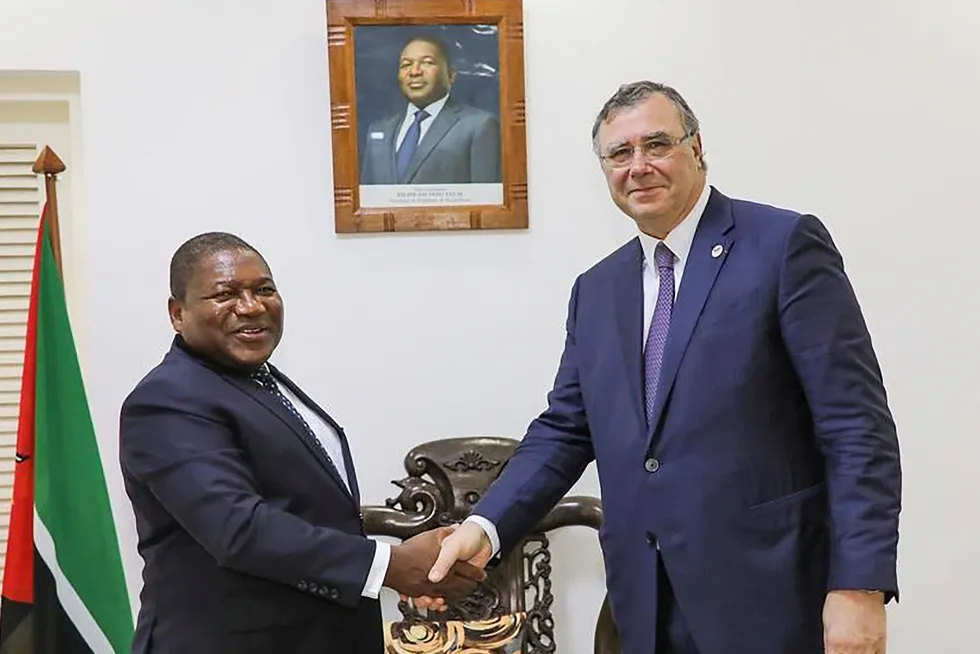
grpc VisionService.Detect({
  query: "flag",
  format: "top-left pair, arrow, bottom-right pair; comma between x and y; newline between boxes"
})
0,204 -> 133,653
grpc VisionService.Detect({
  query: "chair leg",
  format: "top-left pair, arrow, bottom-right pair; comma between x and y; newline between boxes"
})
594,593 -> 620,654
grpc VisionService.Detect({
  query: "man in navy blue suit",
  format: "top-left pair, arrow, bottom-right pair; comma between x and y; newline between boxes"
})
427,82 -> 901,653
119,232 -> 483,654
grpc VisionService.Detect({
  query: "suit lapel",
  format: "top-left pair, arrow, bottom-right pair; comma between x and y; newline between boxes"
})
223,372 -> 356,507
402,99 -> 462,183
270,365 -> 363,507
383,112 -> 404,182
613,238 -> 647,429
646,189 -> 735,446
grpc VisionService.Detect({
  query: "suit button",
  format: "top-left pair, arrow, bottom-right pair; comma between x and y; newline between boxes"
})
297,581 -> 308,591
328,588 -> 340,600
318,587 -> 329,596
644,457 -> 660,473
645,532 -> 656,546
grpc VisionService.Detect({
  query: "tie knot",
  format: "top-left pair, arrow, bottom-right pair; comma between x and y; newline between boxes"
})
654,242 -> 674,270
250,366 -> 276,390
413,109 -> 430,124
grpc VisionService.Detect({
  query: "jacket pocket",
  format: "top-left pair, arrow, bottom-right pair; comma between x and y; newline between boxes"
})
221,588 -> 318,632
745,482 -> 827,529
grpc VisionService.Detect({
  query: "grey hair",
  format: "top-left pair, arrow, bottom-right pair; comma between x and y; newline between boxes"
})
591,81 -> 705,168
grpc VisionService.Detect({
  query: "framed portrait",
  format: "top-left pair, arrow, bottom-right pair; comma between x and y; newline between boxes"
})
325,0 -> 528,233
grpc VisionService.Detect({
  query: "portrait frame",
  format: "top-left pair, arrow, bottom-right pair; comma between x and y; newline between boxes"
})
325,0 -> 528,234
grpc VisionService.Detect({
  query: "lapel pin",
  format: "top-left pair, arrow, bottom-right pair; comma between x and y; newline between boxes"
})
711,244 -> 724,258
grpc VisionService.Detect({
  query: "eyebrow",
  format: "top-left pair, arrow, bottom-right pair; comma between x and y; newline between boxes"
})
208,276 -> 275,290
400,55 -> 440,64
605,131 -> 672,152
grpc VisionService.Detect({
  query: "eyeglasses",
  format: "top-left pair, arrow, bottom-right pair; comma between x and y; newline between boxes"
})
599,131 -> 696,168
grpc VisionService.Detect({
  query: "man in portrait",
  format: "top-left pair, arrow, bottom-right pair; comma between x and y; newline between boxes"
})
359,34 -> 502,186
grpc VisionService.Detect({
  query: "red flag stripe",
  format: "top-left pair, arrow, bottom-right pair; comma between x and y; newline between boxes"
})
0,204 -> 44,605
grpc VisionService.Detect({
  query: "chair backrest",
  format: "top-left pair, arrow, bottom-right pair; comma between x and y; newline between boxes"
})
362,436 -> 619,653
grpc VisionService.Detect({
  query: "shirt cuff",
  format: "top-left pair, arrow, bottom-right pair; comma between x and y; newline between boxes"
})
361,540 -> 390,599
463,515 -> 501,557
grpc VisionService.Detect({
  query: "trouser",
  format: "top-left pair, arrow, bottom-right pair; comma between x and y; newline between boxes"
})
655,556 -> 699,654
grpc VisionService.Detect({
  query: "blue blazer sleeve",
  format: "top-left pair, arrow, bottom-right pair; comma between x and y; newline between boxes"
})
119,380 -> 377,608
778,214 -> 902,598
474,277 -> 595,553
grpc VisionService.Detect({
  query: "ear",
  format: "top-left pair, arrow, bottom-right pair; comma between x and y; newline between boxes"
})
168,297 -> 183,332
447,68 -> 457,86
693,133 -> 705,167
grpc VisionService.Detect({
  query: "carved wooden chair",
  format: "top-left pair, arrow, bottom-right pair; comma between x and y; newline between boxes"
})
362,437 -> 620,654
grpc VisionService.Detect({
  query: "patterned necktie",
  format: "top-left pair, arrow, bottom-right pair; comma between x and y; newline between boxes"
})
644,242 -> 676,424
250,367 -> 346,487
396,108 -> 430,183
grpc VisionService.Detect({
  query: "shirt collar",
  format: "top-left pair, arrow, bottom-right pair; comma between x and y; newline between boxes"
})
405,92 -> 450,122
638,182 -> 712,267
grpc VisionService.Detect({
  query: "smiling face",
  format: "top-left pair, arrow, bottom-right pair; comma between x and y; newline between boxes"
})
595,93 -> 706,237
397,38 -> 454,107
168,248 -> 284,370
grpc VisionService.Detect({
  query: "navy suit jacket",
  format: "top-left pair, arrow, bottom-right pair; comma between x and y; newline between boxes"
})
119,337 -> 384,654
359,96 -> 502,185
474,188 -> 901,654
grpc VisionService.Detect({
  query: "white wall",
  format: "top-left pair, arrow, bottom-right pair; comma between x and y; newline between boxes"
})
1,0 -> 978,651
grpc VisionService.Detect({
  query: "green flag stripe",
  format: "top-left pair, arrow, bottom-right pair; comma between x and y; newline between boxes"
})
32,214 -> 134,654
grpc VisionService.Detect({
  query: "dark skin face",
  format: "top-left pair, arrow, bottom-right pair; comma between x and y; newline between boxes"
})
397,39 -> 454,107
168,249 -> 284,370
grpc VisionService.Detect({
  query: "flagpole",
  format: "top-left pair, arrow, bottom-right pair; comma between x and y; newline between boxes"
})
31,147 -> 66,277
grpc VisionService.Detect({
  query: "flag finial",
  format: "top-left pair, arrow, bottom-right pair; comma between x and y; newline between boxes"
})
32,146 -> 66,176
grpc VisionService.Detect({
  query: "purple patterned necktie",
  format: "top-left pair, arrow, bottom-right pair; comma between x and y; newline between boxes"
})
644,242 -> 676,424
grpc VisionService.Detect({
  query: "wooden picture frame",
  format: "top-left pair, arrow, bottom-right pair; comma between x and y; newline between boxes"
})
325,0 -> 527,233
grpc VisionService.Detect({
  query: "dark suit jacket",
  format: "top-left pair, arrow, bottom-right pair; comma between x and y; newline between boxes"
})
119,337 -> 384,654
474,188 -> 901,654
360,95 -> 501,185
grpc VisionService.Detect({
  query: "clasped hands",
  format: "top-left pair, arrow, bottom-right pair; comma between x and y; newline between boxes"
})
383,522 -> 493,609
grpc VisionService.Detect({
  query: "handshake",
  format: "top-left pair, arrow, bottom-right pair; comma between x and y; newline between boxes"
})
382,521 -> 494,608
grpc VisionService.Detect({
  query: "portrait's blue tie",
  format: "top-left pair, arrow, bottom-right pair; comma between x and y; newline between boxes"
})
396,108 -> 430,183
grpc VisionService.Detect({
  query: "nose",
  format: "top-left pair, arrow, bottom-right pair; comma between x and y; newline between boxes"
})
235,291 -> 265,316
628,150 -> 655,177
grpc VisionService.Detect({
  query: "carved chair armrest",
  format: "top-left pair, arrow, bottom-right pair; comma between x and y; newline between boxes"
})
535,495 -> 603,533
361,505 -> 431,540
362,495 -> 604,542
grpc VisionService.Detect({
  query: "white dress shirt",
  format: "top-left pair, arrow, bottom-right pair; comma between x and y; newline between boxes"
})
468,183 -> 714,556
271,376 -> 390,599
394,92 -> 450,150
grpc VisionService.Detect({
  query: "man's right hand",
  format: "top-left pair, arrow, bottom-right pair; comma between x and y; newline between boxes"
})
383,526 -> 486,600
428,521 -> 493,583
407,521 -> 493,611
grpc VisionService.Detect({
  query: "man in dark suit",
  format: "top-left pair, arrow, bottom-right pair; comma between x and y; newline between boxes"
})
359,35 -> 501,185
119,232 -> 483,654
427,82 -> 902,654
